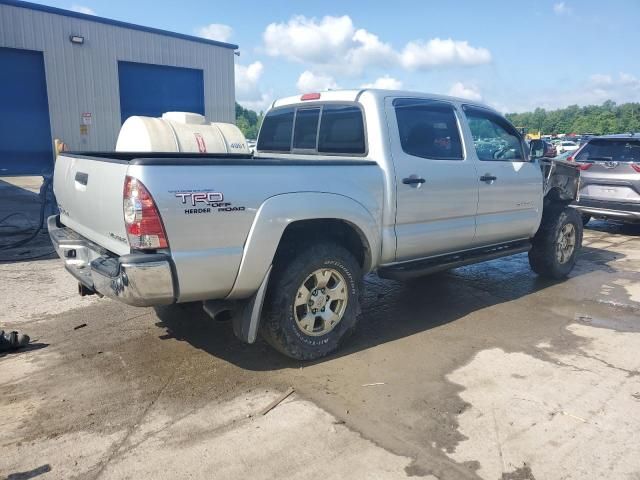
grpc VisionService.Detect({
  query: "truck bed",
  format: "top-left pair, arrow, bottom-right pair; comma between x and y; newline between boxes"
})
53,152 -> 383,302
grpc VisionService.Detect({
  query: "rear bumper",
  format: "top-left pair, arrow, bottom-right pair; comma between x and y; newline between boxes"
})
572,198 -> 640,222
48,215 -> 176,306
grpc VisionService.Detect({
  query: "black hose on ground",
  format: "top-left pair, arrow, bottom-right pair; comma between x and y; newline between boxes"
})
0,176 -> 53,251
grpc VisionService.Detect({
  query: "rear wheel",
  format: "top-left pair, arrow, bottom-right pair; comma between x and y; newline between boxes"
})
260,242 -> 362,360
529,206 -> 582,279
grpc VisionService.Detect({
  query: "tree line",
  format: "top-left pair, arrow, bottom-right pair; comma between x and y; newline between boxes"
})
235,100 -> 640,139
505,101 -> 640,136
235,103 -> 263,140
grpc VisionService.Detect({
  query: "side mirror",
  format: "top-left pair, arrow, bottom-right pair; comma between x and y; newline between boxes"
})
529,139 -> 545,159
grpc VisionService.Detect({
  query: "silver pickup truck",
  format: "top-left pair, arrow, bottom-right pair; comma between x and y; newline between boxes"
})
49,89 -> 581,360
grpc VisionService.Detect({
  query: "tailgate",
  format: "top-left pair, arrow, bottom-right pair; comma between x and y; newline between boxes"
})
53,154 -> 130,255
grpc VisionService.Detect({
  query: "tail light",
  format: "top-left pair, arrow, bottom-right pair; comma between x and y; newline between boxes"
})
123,176 -> 168,249
577,163 -> 592,171
566,156 -> 573,162
301,92 -> 321,101
632,163 -> 640,173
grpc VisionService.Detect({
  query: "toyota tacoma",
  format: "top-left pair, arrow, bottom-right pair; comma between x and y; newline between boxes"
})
49,89 -> 582,360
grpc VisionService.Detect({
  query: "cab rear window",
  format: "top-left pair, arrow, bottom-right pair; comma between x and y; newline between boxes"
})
256,108 -> 294,152
318,106 -> 366,154
257,104 -> 366,155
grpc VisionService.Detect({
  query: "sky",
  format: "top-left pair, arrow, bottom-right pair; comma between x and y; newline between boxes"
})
36,0 -> 640,113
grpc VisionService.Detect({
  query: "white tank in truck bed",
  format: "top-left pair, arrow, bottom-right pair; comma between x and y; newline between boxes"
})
115,112 -> 250,154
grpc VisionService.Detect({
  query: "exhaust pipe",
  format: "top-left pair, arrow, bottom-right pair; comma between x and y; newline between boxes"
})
78,283 -> 96,297
203,300 -> 236,322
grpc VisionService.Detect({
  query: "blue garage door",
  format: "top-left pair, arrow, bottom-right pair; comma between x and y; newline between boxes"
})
0,47 -> 53,176
118,61 -> 205,123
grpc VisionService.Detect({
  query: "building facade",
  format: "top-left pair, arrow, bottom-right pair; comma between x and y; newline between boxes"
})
0,0 -> 237,175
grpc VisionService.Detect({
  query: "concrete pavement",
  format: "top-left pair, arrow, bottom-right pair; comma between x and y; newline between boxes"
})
1,181 -> 639,479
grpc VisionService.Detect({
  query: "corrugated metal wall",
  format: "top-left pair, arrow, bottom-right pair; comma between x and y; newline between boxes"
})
0,2 -> 235,153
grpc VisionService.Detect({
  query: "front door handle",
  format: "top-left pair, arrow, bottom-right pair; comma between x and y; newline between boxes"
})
402,176 -> 426,185
480,175 -> 497,182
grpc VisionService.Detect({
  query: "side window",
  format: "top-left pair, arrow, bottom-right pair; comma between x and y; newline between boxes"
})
394,98 -> 464,160
464,108 -> 524,161
256,107 -> 294,152
318,105 -> 366,154
293,108 -> 320,150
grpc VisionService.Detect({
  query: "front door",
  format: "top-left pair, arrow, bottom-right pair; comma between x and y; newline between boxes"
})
387,98 -> 479,262
462,106 -> 543,246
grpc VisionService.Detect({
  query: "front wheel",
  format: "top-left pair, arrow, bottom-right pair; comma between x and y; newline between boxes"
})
260,242 -> 362,360
529,206 -> 583,279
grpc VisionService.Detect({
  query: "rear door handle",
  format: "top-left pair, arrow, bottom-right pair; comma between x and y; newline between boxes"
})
402,177 -> 426,185
480,175 -> 497,182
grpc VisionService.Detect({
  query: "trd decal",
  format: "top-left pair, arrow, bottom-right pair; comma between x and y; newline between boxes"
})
175,191 -> 224,206
171,189 -> 245,215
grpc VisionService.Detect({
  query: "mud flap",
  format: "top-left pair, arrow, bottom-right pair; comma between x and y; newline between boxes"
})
232,266 -> 272,344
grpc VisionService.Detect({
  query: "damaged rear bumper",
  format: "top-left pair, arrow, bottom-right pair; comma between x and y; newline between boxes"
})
48,215 -> 175,306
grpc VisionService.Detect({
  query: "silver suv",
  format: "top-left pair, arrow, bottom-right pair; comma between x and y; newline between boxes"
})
573,134 -> 640,224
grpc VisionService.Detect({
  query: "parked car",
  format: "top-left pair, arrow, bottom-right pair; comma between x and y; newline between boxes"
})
49,89 -> 582,360
557,140 -> 580,154
571,134 -> 640,224
554,151 -> 573,161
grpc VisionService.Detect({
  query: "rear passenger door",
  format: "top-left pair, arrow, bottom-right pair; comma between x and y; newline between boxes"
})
462,106 -> 543,246
387,98 -> 479,261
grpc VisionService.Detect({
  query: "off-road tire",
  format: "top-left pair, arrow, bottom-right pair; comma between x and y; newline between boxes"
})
260,242 -> 362,361
581,214 -> 591,226
529,206 -> 582,279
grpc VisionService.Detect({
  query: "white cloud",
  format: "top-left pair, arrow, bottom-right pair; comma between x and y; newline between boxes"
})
238,93 -> 273,113
196,23 -> 233,42
345,29 -> 397,73
553,2 -> 572,15
296,70 -> 338,92
361,75 -> 403,90
263,15 -> 491,75
70,5 -> 95,15
235,62 -> 272,112
619,72 -> 639,86
589,73 -> 613,86
448,82 -> 483,101
559,72 -> 640,107
504,72 -> 640,112
400,39 -> 491,70
235,61 -> 263,96
264,15 -> 354,64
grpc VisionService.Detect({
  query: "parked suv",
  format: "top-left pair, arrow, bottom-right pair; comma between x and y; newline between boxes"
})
572,134 -> 640,224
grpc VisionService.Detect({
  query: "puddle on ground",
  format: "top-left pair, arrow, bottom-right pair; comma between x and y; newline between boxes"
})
573,312 -> 640,333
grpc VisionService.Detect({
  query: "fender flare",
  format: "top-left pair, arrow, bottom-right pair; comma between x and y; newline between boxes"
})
226,192 -> 380,301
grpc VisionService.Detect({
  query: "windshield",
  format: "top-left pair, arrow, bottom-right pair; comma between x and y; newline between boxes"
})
575,139 -> 640,162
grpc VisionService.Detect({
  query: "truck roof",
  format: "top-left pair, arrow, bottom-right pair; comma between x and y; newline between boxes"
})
270,89 -> 499,114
